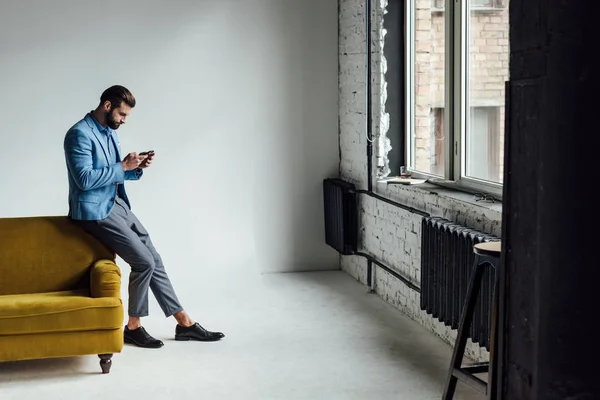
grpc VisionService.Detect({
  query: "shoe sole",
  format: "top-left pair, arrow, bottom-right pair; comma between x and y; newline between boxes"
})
174,335 -> 224,342
124,336 -> 164,348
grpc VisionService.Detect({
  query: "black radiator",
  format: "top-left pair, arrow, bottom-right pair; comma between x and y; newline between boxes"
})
323,178 -> 358,255
420,217 -> 499,350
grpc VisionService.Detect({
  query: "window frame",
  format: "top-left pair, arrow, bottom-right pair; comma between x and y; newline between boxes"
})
405,0 -> 505,198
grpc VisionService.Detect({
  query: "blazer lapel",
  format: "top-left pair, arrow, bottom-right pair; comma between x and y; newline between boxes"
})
84,116 -> 110,165
110,133 -> 122,162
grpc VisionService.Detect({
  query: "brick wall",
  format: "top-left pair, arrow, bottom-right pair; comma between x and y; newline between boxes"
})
339,0 -> 504,362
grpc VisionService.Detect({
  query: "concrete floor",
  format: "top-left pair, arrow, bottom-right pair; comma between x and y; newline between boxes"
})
0,268 -> 482,400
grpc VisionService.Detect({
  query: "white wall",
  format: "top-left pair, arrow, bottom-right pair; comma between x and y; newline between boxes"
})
0,0 -> 339,274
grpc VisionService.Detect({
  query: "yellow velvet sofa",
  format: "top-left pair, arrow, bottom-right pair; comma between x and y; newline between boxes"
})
0,216 -> 124,373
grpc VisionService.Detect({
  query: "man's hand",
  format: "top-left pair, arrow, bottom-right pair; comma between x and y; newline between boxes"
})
121,152 -> 147,171
138,152 -> 155,169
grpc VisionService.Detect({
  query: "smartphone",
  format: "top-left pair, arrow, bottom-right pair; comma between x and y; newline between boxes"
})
139,150 -> 155,156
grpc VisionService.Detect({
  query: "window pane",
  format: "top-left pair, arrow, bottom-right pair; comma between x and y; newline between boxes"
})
411,0 -> 445,176
471,0 -> 492,7
465,0 -> 509,183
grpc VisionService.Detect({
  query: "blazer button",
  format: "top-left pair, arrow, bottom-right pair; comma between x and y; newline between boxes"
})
110,198 -> 115,202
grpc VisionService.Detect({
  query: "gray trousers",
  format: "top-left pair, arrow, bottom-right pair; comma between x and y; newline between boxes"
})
79,196 -> 183,318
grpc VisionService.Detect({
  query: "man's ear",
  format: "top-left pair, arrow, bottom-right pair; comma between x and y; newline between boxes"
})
102,101 -> 112,111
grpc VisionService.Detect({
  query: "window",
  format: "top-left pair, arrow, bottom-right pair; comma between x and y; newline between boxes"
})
467,107 -> 501,182
432,0 -> 444,9
406,0 -> 509,194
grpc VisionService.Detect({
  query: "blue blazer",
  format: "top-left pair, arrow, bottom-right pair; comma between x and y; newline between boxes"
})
64,113 -> 142,221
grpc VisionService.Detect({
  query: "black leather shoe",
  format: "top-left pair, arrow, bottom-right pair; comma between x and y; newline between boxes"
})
124,326 -> 164,348
175,323 -> 225,342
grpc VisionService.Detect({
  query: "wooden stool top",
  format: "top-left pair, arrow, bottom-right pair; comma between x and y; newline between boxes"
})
474,241 -> 501,257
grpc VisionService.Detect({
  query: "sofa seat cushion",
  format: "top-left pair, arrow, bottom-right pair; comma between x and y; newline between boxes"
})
0,289 -> 122,335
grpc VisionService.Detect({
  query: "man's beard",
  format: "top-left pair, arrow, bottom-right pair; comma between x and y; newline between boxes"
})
105,110 -> 121,130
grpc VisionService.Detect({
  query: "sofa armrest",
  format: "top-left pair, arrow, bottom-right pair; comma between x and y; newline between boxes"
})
90,259 -> 122,298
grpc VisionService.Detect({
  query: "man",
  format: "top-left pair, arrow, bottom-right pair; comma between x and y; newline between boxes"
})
64,85 -> 224,348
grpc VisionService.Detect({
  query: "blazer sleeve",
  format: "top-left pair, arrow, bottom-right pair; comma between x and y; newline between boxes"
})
64,128 -> 125,191
125,169 -> 143,180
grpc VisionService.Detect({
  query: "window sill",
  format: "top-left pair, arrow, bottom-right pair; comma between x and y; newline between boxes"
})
376,177 -> 502,215
428,178 -> 503,201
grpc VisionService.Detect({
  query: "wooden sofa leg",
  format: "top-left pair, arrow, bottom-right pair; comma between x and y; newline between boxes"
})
99,354 -> 113,374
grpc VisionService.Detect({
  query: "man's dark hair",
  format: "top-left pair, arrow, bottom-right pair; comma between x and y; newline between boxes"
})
100,85 -> 136,109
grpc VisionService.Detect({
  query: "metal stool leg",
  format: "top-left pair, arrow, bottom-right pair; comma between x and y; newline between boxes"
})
486,264 -> 500,400
443,255 -> 486,400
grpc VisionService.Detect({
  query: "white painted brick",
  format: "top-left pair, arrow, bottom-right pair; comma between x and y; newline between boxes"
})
339,0 -> 502,363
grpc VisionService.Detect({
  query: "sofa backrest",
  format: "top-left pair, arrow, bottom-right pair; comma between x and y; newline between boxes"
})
0,216 -> 115,295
